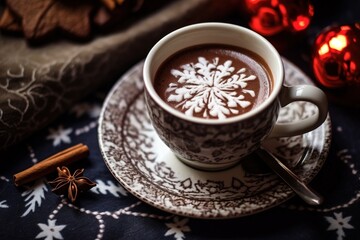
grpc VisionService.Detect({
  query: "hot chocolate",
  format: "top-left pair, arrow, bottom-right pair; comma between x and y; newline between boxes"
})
154,44 -> 273,119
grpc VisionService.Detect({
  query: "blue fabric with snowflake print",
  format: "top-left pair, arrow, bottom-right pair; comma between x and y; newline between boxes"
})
1,0 -> 360,239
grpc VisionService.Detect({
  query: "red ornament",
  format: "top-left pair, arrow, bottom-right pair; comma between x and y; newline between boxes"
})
312,23 -> 360,88
244,0 -> 314,36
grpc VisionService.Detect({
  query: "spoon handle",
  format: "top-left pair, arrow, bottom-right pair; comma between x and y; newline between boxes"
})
257,147 -> 323,206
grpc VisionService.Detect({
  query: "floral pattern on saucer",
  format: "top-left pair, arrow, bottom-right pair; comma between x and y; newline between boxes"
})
98,58 -> 331,219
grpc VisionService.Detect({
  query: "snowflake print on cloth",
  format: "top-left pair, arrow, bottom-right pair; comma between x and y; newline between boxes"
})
71,103 -> 102,118
167,57 -> 257,119
325,212 -> 354,240
164,217 -> 191,240
46,125 -> 73,146
21,179 -> 48,217
36,219 -> 66,240
0,200 -> 9,208
91,179 -> 128,197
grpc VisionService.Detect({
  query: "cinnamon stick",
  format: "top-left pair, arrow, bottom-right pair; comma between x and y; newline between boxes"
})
13,143 -> 89,187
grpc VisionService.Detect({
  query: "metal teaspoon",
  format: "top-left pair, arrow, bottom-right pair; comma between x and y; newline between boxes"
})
256,147 -> 323,205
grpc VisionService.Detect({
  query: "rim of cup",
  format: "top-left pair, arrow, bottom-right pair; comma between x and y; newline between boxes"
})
143,22 -> 284,125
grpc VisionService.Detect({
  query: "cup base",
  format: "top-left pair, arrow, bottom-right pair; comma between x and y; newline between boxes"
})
175,154 -> 241,171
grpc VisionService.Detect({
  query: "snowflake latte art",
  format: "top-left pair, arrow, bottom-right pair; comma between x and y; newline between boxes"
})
155,44 -> 273,119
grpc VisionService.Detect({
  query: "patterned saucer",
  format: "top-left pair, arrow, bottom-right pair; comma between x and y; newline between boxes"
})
98,58 -> 332,219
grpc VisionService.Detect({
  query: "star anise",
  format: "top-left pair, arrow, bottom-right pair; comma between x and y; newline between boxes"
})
49,166 -> 96,202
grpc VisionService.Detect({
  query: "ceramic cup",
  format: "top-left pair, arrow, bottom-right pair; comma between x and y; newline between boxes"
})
143,22 -> 328,171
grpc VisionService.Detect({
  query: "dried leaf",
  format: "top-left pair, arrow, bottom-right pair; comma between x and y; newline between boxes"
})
0,7 -> 22,32
6,0 -> 96,40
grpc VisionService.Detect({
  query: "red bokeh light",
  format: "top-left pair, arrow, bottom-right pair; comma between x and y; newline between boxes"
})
313,24 -> 360,88
244,0 -> 314,36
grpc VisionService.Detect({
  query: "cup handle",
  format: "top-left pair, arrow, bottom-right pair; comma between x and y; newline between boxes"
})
267,85 -> 328,138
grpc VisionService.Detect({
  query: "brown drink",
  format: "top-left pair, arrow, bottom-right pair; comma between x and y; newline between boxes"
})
154,44 -> 273,119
